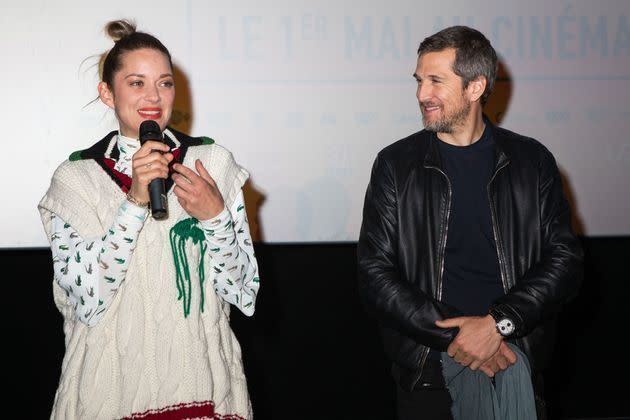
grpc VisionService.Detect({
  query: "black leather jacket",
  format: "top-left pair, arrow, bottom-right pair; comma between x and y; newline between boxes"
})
357,121 -> 583,391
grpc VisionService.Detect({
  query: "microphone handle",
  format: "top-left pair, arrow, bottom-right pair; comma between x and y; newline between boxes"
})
148,177 -> 168,220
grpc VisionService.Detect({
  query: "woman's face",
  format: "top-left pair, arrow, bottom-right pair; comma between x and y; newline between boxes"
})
99,48 -> 175,139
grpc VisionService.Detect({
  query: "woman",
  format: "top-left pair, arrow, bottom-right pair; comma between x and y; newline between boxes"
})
38,20 -> 259,419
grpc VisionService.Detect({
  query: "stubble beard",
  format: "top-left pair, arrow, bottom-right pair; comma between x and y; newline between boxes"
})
421,96 -> 472,134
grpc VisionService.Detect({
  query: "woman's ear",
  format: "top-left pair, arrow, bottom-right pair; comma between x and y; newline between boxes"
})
98,81 -> 115,109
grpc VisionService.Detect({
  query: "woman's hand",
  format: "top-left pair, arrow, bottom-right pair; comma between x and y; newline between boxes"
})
128,141 -> 173,205
172,159 -> 224,220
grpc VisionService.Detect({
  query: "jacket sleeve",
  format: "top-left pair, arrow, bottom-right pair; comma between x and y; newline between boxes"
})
490,147 -> 583,338
357,153 -> 461,351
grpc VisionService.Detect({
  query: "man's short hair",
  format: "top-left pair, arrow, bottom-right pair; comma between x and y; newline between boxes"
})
418,26 -> 498,105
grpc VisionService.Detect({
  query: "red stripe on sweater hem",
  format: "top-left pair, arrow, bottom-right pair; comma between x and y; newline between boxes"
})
123,400 -> 245,420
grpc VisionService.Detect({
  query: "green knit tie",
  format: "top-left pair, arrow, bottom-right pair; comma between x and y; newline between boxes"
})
169,218 -> 208,318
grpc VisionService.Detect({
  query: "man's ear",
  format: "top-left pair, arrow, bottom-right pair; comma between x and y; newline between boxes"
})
98,81 -> 115,109
466,76 -> 487,103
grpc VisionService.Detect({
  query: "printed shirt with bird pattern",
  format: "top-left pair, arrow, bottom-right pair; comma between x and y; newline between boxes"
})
50,134 -> 259,326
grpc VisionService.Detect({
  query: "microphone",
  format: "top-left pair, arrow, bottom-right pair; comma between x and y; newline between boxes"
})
139,120 -> 168,220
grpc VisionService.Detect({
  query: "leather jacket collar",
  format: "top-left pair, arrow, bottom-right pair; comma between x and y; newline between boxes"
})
422,117 -> 510,172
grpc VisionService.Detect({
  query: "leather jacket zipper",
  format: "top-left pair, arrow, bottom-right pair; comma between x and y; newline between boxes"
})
418,165 -> 453,378
487,160 -> 510,293
487,160 -> 526,351
433,167 -> 453,302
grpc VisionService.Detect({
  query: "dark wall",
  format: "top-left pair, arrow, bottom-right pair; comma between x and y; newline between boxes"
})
4,237 -> 629,419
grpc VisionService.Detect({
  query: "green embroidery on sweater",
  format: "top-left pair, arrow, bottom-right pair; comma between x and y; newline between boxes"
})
200,137 -> 215,145
169,218 -> 208,318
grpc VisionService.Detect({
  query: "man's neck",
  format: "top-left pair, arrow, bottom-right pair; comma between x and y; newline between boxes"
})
437,111 -> 486,147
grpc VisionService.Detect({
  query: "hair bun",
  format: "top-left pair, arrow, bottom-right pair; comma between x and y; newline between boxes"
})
105,19 -> 136,42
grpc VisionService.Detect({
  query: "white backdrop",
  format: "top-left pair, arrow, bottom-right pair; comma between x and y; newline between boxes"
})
1,0 -> 629,246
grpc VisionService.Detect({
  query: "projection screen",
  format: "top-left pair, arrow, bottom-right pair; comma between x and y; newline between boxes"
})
1,0 -> 629,246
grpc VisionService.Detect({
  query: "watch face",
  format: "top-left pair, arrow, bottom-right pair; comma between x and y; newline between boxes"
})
497,318 -> 515,336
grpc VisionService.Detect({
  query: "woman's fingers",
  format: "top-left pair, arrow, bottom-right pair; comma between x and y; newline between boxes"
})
171,161 -> 225,220
129,145 -> 173,203
195,160 -> 217,186
135,140 -> 171,157
134,152 -> 172,170
172,163 -> 201,185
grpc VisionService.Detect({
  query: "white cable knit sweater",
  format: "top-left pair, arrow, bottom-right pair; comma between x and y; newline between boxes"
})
39,137 -> 252,419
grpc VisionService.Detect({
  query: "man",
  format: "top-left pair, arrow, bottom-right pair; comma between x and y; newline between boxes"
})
357,26 -> 582,419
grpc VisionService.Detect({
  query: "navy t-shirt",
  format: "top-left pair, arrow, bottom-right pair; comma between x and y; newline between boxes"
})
437,125 -> 504,317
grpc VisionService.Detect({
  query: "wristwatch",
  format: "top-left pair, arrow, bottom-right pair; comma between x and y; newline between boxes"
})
489,308 -> 515,337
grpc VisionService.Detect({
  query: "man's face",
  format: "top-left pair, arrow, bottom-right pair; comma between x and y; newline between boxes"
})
414,48 -> 471,133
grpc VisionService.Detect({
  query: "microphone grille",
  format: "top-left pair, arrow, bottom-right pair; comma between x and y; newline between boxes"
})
139,120 -> 162,144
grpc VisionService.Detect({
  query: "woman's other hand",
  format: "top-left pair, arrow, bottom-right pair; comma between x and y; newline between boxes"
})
172,159 -> 225,220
